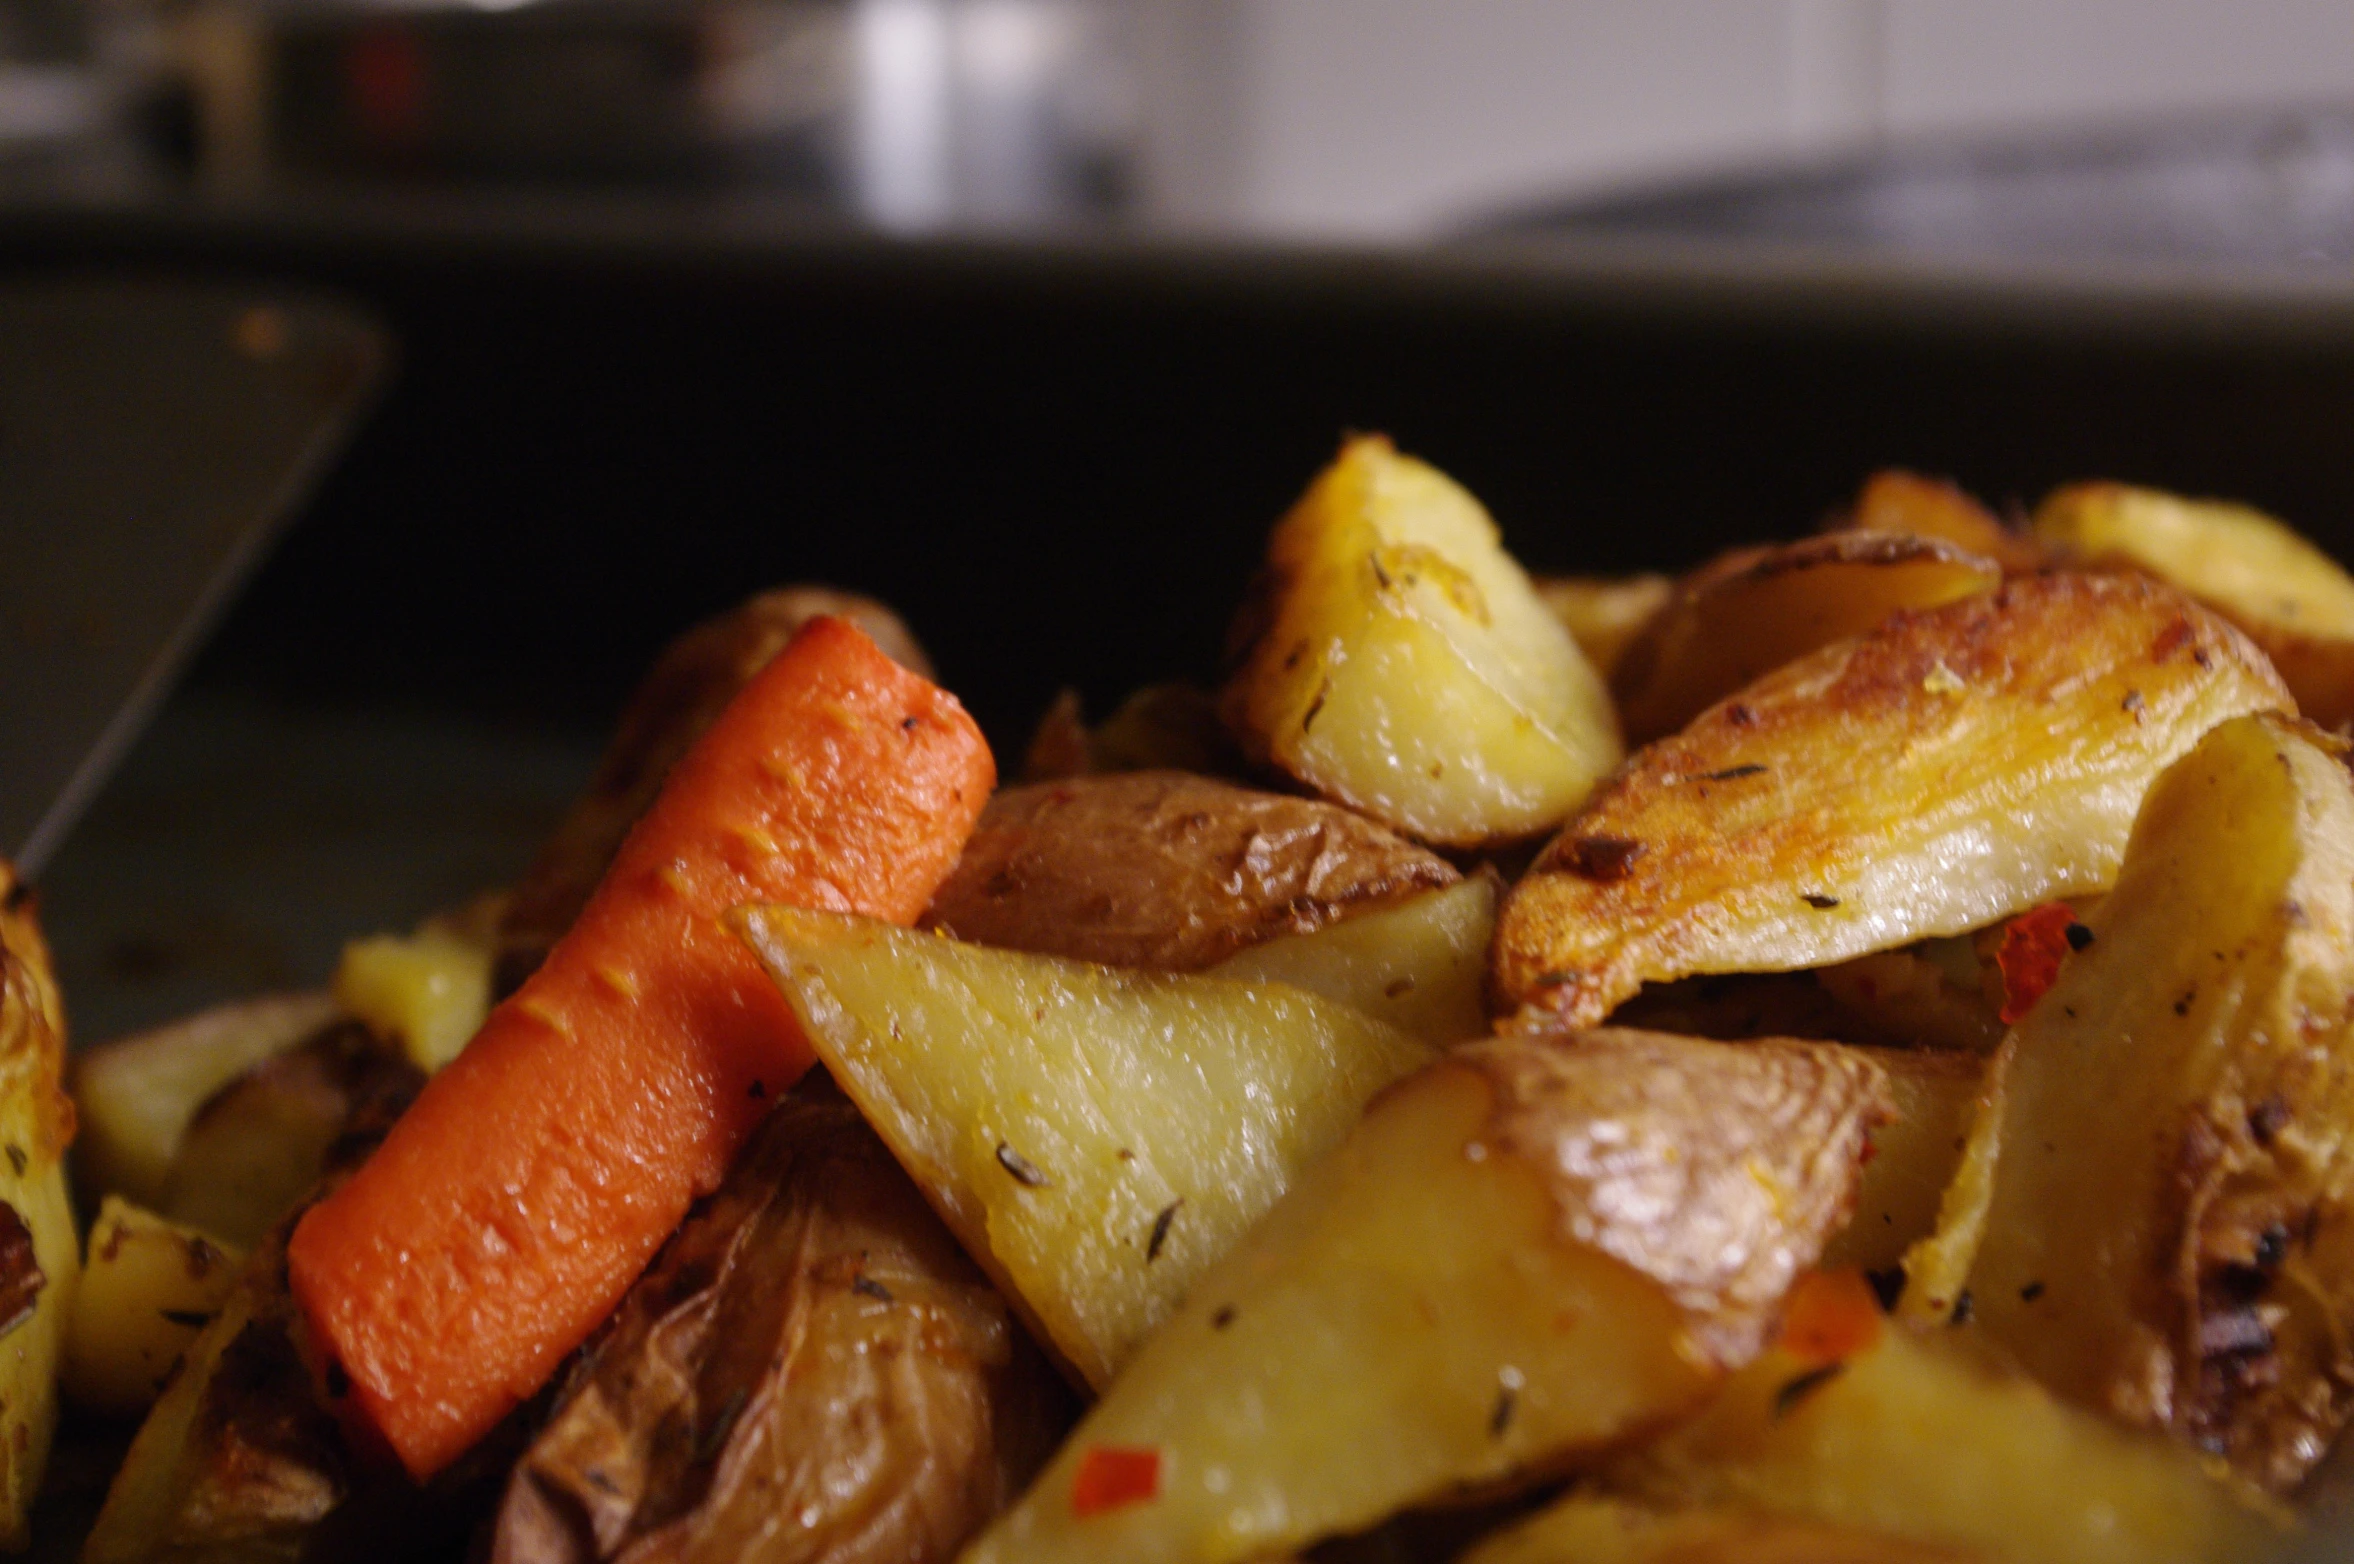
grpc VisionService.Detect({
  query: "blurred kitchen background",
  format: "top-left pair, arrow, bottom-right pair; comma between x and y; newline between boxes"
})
9,0 -> 2354,250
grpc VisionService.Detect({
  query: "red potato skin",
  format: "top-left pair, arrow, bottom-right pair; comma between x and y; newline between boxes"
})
288,619 -> 994,1481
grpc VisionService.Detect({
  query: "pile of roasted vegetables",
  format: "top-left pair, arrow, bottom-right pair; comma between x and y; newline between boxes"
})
11,439 -> 2354,1561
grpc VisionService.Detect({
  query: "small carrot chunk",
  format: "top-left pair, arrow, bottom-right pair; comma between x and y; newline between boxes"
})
288,618 -> 994,1479
1072,1446 -> 1162,1517
1778,1268 -> 1884,1367
1996,901 -> 2081,1023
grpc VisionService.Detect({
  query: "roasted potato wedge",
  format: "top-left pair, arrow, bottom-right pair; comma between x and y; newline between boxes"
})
0,873 -> 76,1550
1494,574 -> 2291,1022
63,1197 -> 242,1419
736,907 -> 1435,1389
920,770 -> 1456,973
1606,1275 -> 2279,1564
158,1021 -> 397,1250
71,993 -> 338,1210
1610,533 -> 2002,745
1835,469 -> 2046,574
1221,435 -> 1621,846
1461,1496 -> 1981,1564
332,893 -> 501,1074
493,1079 -> 1071,1564
1534,574 -> 1675,681
493,587 -> 930,993
1206,873 -> 1497,1045
1020,685 -> 1245,784
960,1030 -> 1886,1564
2035,480 -> 2354,728
1921,712 -> 2354,1490
1819,1048 -> 1983,1275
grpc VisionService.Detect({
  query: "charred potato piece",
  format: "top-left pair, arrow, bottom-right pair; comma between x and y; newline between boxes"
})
1820,1049 -> 1984,1276
1834,469 -> 2046,574
920,770 -> 1456,973
158,1021 -> 396,1250
72,994 -> 338,1210
63,1198 -> 242,1419
493,1081 -> 1071,1564
1534,574 -> 1675,682
1207,873 -> 1497,1046
736,907 -> 1435,1390
961,1030 -> 1886,1564
1929,713 -> 2354,1490
1462,1496 -> 1981,1564
82,1045 -> 423,1564
1610,533 -> 2002,745
1606,1276 -> 2279,1564
493,587 -> 931,993
2035,480 -> 2354,727
0,872 -> 75,1549
1221,435 -> 1621,847
1495,575 -> 2290,1023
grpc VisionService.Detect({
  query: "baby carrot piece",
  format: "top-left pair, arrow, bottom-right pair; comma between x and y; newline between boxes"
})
288,617 -> 993,1479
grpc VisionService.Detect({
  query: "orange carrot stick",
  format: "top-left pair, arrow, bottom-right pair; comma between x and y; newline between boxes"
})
288,617 -> 993,1479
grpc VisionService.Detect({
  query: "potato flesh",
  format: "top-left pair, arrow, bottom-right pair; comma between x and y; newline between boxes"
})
494,1082 -> 1068,1564
1928,713 -> 2354,1489
920,770 -> 1456,973
0,880 -> 75,1552
2035,481 -> 2354,727
1607,1313 -> 2277,1564
1610,533 -> 2002,745
63,1197 -> 242,1418
1205,875 -> 1497,1046
70,993 -> 338,1209
1461,1495 -> 1980,1564
1820,1049 -> 1982,1275
1222,436 -> 1620,846
961,1030 -> 1887,1564
333,898 -> 499,1074
1494,574 -> 2291,1022
736,907 -> 1435,1390
1534,574 -> 1675,681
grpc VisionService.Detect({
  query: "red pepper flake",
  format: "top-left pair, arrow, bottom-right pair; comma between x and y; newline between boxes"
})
1996,902 -> 2082,1023
1071,1446 -> 1161,1517
1777,1269 -> 1883,1368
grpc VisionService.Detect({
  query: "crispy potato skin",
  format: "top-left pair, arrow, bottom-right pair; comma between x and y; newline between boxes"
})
1834,469 -> 2047,574
961,1030 -> 1886,1564
920,770 -> 1456,972
493,588 -> 931,993
1610,532 -> 2002,745
493,1081 -> 1069,1564
1494,574 -> 2291,1023
1018,686 -> 1245,785
1940,713 -> 2354,1491
1820,1048 -> 1984,1275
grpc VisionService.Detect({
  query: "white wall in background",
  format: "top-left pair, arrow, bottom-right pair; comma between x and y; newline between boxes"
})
1144,0 -> 2354,237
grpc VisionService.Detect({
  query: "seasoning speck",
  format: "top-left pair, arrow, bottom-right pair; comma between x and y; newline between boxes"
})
1147,1201 -> 1181,1263
995,1142 -> 1051,1188
1802,893 -> 1841,909
1210,1305 -> 1236,1330
1564,835 -> 1645,883
2020,1281 -> 2046,1303
1772,1363 -> 1845,1419
1950,1289 -> 1974,1326
2064,923 -> 2095,952
159,1309 -> 214,1329
1922,660 -> 1967,694
1703,764 -> 1768,782
852,1275 -> 895,1302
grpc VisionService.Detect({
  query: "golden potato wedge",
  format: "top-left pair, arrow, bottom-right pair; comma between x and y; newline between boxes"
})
1206,873 -> 1497,1046
1019,685 -> 1246,784
1534,574 -> 1675,681
1916,712 -> 2354,1490
1221,435 -> 1621,846
959,1030 -> 1886,1564
1610,533 -> 2002,745
71,992 -> 338,1210
736,907 -> 1436,1389
919,770 -> 1456,973
82,1045 -> 423,1564
493,586 -> 931,992
1462,1496 -> 1980,1564
0,873 -> 76,1550
62,1197 -> 242,1419
1607,1278 -> 2279,1564
2036,480 -> 2354,727
158,1021 -> 398,1249
1819,1048 -> 1984,1276
1835,469 -> 2046,574
332,892 -> 501,1074
492,1079 -> 1071,1564
1494,574 -> 2290,1023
